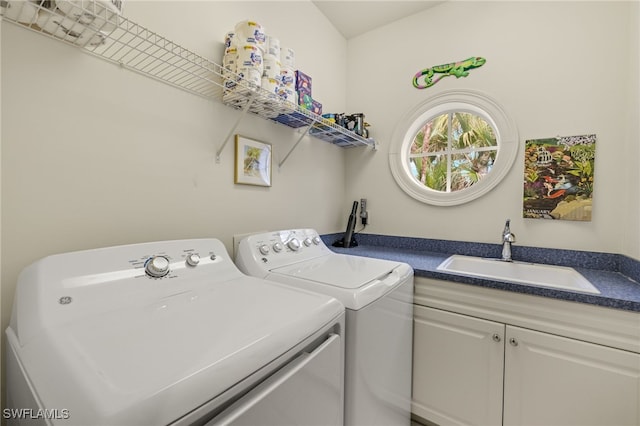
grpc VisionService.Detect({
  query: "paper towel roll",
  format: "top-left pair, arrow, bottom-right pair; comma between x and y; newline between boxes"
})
234,20 -> 266,51
37,10 -> 107,46
223,47 -> 238,69
54,0 -> 121,32
277,85 -> 296,105
237,45 -> 263,72
222,48 -> 238,92
224,30 -> 236,49
2,0 -> 39,25
236,67 -> 262,91
279,67 -> 295,88
223,69 -> 237,92
280,47 -> 295,68
261,76 -> 279,96
266,36 -> 280,57
262,53 -> 281,80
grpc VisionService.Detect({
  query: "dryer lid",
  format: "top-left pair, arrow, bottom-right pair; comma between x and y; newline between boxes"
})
8,275 -> 343,425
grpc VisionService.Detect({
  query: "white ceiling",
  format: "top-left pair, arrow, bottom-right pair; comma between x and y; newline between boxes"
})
311,1 -> 445,39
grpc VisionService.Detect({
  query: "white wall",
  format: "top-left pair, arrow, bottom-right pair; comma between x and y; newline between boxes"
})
345,1 -> 638,256
1,0 -> 349,358
624,0 -> 640,260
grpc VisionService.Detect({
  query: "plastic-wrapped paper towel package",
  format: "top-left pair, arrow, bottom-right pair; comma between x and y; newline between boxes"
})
223,19 -> 322,111
55,0 -> 121,32
223,20 -> 268,101
1,0 -> 39,24
1,0 -> 123,46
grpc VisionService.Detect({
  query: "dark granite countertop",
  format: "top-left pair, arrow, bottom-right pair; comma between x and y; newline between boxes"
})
324,233 -> 640,313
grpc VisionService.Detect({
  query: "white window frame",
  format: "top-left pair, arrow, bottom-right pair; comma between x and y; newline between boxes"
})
389,90 -> 519,206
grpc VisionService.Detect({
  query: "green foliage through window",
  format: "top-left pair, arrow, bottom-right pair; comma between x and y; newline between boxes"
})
409,112 -> 497,192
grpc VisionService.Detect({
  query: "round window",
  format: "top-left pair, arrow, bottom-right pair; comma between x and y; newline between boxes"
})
389,90 -> 519,206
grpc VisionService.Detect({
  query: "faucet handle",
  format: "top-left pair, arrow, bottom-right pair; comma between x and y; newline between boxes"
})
502,219 -> 512,235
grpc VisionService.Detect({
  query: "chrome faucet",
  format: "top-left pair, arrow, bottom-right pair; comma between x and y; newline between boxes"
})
501,219 -> 516,262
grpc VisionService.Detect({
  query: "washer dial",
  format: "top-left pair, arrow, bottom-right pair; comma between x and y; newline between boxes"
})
185,253 -> 200,267
145,256 -> 170,278
288,238 -> 301,251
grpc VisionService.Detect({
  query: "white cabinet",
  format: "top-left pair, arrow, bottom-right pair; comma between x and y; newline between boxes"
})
413,306 -> 504,425
412,278 -> 640,426
503,326 -> 640,426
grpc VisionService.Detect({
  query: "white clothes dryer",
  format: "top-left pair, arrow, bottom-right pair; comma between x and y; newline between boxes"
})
6,238 -> 345,426
236,229 -> 414,426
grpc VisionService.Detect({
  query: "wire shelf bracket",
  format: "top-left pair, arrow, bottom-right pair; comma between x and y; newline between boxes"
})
216,93 -> 256,163
279,124 -> 313,169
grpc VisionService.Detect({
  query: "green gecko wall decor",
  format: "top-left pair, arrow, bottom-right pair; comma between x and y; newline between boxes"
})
413,56 -> 486,89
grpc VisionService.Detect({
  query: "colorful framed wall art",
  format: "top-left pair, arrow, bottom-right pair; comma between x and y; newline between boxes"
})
523,134 -> 596,221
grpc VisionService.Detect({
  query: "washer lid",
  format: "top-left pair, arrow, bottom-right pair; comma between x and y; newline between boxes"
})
269,254 -> 411,310
9,275 -> 343,425
271,254 -> 402,289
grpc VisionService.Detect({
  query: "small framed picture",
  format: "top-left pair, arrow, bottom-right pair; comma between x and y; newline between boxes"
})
234,135 -> 272,187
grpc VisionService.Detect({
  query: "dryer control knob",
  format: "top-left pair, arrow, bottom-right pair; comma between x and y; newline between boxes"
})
303,238 -> 312,247
145,256 -> 170,278
288,238 -> 301,251
312,236 -> 322,245
273,242 -> 284,253
259,244 -> 270,255
185,253 -> 200,267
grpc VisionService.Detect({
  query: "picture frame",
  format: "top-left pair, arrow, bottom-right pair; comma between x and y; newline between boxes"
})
522,134 -> 596,221
234,135 -> 272,187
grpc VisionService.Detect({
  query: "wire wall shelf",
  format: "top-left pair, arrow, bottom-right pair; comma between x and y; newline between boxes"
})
2,0 -> 376,161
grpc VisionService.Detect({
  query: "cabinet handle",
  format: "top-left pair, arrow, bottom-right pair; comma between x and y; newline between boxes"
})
492,333 -> 502,342
509,337 -> 518,346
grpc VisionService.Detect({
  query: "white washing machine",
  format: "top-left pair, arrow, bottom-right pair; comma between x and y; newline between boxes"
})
6,238 -> 345,426
236,229 -> 414,426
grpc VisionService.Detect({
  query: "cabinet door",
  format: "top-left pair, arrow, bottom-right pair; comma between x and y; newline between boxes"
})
504,326 -> 640,426
412,306 -> 505,426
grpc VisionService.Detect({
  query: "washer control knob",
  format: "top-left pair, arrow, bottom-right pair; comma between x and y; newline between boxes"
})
185,253 -> 200,267
145,256 -> 170,278
273,242 -> 284,253
259,244 -> 270,255
288,238 -> 301,251
303,238 -> 312,247
312,236 -> 322,245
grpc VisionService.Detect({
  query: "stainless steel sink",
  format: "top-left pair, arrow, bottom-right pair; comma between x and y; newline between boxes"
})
437,255 -> 600,294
